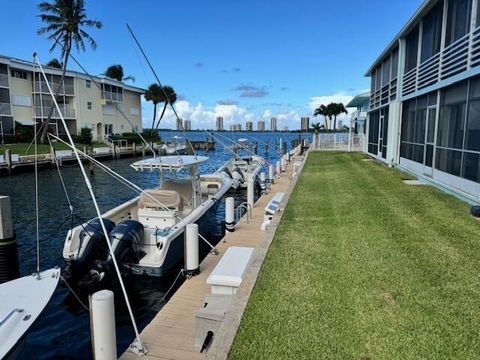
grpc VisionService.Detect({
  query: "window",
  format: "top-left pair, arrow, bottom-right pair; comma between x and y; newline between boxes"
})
405,25 -> 419,72
382,56 -> 391,87
0,64 -> 7,75
10,69 -> 27,79
446,0 -> 472,46
368,110 -> 380,154
421,1 -> 443,62
371,70 -> 376,93
391,48 -> 399,80
436,148 -> 462,176
87,101 -> 92,110
86,80 -> 91,88
438,82 -> 467,149
0,88 -> 10,103
465,77 -> 480,151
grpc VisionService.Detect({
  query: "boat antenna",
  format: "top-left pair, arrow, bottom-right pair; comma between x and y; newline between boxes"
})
126,23 -> 196,157
33,54 -> 147,356
32,55 -> 41,276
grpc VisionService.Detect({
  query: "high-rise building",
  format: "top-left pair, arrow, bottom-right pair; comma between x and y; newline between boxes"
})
183,119 -> 191,131
176,118 -> 183,131
246,121 -> 253,131
216,116 -> 224,131
257,121 -> 265,132
230,123 -> 241,131
270,117 -> 277,131
301,117 -> 310,131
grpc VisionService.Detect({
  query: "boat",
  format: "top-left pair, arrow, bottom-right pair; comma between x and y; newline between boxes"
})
218,155 -> 263,190
62,155 -> 233,282
0,268 -> 60,359
230,138 -> 257,152
162,136 -> 187,155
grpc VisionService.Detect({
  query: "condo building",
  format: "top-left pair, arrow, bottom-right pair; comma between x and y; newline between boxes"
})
257,120 -> 265,131
366,0 -> 480,199
0,54 -> 143,142
176,118 -> 183,131
246,121 -> 253,131
230,123 -> 242,131
346,92 -> 369,134
301,117 -> 310,131
270,117 -> 277,131
183,119 -> 192,131
216,116 -> 224,131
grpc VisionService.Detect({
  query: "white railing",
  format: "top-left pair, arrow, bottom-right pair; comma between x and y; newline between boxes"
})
35,105 -> 75,118
34,81 -> 74,95
351,110 -> 367,120
102,91 -> 123,102
0,74 -> 8,88
0,102 -> 11,115
402,30 -> 477,97
311,133 -> 366,152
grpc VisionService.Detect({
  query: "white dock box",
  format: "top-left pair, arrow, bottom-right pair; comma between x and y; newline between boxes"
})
195,294 -> 233,351
206,246 -> 254,295
261,192 -> 285,230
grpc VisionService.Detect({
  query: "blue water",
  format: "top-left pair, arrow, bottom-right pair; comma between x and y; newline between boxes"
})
0,131 -> 307,359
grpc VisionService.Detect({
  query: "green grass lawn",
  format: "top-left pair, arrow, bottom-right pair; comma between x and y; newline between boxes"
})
0,141 -> 108,156
231,152 -> 480,360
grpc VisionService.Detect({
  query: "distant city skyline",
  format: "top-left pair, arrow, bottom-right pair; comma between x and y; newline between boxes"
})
0,0 -> 423,130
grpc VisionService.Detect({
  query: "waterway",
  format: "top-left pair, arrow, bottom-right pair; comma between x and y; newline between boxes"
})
0,131 -> 308,359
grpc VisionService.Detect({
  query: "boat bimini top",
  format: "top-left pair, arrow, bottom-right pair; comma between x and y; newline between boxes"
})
131,155 -> 208,171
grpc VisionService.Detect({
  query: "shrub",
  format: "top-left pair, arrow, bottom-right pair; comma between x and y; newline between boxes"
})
15,126 -> 34,142
77,127 -> 93,145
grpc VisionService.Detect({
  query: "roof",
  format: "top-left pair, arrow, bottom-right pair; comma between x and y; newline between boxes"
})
131,155 -> 209,171
0,54 -> 145,94
346,92 -> 370,108
365,0 -> 436,76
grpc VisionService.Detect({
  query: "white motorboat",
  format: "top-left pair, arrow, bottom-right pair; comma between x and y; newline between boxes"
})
230,138 -> 257,152
162,135 -> 187,155
62,155 -> 233,282
0,268 -> 60,359
218,155 -> 263,190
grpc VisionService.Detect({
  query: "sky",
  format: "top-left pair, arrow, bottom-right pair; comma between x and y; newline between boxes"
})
0,0 -> 424,130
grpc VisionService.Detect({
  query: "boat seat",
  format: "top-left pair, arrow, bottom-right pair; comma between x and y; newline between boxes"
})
163,181 -> 193,207
139,189 -> 183,211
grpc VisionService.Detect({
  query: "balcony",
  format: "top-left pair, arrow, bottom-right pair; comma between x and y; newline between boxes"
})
0,74 -> 8,88
351,110 -> 367,121
34,105 -> 75,118
33,81 -> 74,96
0,102 -> 11,115
102,90 -> 123,102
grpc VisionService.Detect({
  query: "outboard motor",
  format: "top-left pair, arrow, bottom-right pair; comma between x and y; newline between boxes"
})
63,218 -> 115,285
91,220 -> 144,282
232,166 -> 244,186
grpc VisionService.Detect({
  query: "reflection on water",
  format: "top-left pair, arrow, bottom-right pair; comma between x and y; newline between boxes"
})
0,131 -> 307,359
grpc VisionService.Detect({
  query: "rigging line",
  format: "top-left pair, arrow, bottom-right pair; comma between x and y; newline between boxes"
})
156,269 -> 184,305
126,23 -> 197,158
60,274 -> 89,311
47,134 -> 73,212
49,133 -> 174,213
33,61 -> 41,275
47,34 -> 156,158
34,54 -> 146,354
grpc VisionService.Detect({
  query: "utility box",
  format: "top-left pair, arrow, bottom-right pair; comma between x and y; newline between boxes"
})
195,294 -> 233,352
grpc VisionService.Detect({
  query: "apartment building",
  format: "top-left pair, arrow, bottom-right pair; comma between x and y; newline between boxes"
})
0,55 -> 144,142
346,92 -> 369,134
301,117 -> 310,131
270,117 -> 277,131
366,0 -> 480,199
245,121 -> 253,131
216,116 -> 224,131
257,120 -> 265,131
183,119 -> 192,131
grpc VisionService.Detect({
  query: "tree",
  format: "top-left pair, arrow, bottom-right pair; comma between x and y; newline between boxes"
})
313,104 -> 330,129
329,103 -> 348,131
311,122 -> 322,149
144,83 -> 163,129
46,58 -> 63,68
155,85 -> 177,130
37,0 -> 102,143
104,64 -> 135,83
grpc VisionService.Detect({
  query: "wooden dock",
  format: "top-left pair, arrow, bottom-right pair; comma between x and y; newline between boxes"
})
121,154 -> 300,360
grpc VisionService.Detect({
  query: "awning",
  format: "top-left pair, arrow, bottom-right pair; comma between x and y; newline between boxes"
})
15,119 -> 36,126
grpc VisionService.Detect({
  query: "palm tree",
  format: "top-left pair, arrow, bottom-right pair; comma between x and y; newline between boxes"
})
155,85 -> 177,130
311,122 -> 322,149
104,64 -> 135,83
330,103 -> 348,131
46,58 -> 63,68
313,104 -> 330,130
144,84 -> 164,129
37,0 -> 102,143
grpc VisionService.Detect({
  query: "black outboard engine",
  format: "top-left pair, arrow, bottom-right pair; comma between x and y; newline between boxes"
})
63,218 -> 115,285
91,220 -> 144,282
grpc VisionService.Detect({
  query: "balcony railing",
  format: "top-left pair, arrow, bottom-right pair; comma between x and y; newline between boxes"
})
102,91 -> 123,102
33,81 -> 75,96
34,105 -> 75,118
0,102 -> 11,115
0,74 -> 8,88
